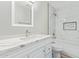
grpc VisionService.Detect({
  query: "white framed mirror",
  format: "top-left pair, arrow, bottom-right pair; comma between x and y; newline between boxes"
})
12,1 -> 33,27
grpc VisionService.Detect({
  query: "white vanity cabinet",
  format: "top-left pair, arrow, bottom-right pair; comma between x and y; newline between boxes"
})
0,37 -> 53,58
0,44 -> 28,58
28,46 -> 45,58
27,43 -> 53,58
44,43 -> 53,58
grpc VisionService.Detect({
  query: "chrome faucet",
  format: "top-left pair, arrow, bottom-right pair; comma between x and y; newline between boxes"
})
53,33 -> 56,39
26,29 -> 30,37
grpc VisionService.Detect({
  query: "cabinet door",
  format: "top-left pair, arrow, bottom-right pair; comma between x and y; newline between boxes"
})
9,52 -> 28,58
7,45 -> 29,58
0,45 -> 24,58
28,47 -> 45,58
45,43 -> 53,58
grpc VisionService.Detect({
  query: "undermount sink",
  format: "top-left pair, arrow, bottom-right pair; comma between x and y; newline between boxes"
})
0,35 -> 35,46
20,34 -> 46,40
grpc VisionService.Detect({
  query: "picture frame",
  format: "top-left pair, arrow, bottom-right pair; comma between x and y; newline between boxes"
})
63,21 -> 77,30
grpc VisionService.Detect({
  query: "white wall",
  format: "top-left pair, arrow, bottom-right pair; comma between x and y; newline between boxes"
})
0,1 -> 27,37
0,1 -> 48,39
31,1 -> 48,34
51,1 -> 79,45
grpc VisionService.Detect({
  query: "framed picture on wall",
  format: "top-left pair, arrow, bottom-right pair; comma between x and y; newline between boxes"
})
63,21 -> 77,30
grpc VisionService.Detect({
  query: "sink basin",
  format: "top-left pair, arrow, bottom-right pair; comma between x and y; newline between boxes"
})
20,34 -> 46,40
0,34 -> 47,47
0,35 -> 34,46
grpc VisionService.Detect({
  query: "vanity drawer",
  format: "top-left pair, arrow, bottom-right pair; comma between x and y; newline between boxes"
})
0,45 -> 27,58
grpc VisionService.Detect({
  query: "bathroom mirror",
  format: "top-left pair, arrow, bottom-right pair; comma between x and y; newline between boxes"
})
12,1 -> 33,27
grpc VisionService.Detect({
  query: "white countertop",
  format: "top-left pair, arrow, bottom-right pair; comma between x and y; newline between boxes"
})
0,34 -> 52,51
53,39 -> 79,58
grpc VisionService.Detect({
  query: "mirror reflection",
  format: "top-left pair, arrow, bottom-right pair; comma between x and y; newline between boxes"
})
12,1 -> 33,27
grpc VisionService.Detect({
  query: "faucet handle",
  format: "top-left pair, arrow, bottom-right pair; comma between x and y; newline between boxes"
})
25,29 -> 30,37
26,29 -> 30,33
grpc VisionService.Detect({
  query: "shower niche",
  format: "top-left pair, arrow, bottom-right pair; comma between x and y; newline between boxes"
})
12,1 -> 33,27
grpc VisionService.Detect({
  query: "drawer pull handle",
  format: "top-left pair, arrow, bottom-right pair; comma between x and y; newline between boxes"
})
20,45 -> 25,48
51,42 -> 55,44
36,40 -> 39,42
